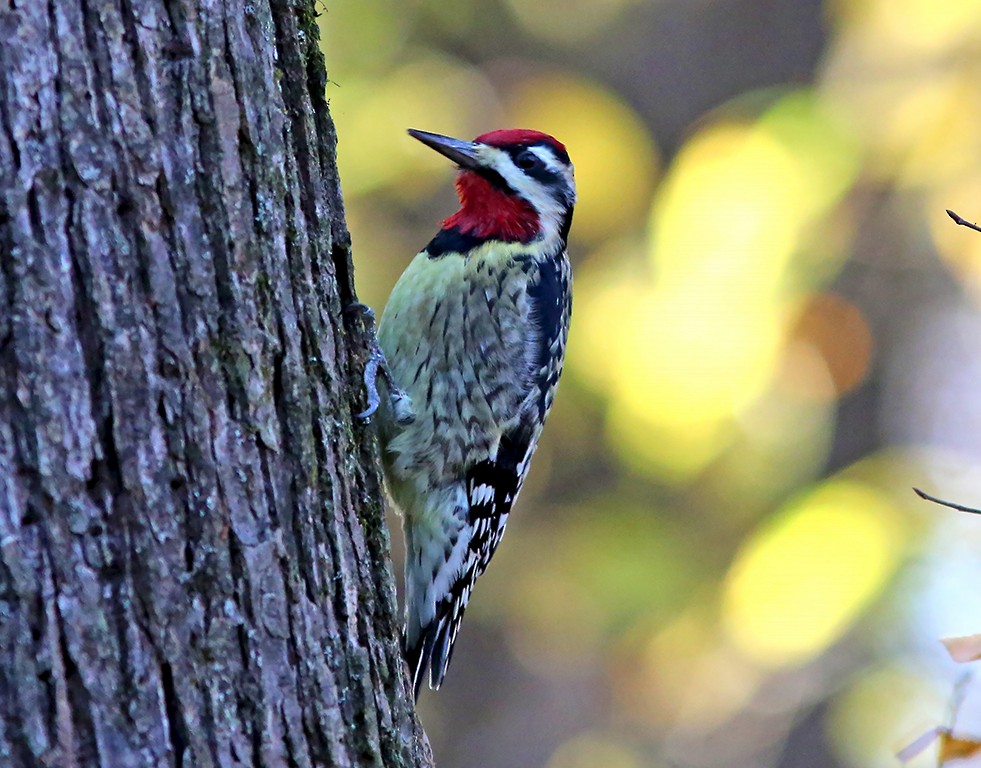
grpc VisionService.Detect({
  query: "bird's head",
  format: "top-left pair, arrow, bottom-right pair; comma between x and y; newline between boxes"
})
409,128 -> 576,247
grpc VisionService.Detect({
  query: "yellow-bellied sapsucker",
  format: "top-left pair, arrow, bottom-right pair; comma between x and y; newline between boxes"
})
362,128 -> 575,699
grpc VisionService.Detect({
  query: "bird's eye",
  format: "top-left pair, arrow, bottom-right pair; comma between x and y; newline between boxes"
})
515,150 -> 542,171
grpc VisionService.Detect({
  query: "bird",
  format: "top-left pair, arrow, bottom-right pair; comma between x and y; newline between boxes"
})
364,127 -> 575,699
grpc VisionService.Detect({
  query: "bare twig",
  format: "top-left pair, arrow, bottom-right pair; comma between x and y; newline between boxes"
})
947,209 -> 981,234
913,487 -> 981,515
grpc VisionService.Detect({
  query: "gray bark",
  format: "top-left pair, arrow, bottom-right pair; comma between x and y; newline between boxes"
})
0,0 -> 432,766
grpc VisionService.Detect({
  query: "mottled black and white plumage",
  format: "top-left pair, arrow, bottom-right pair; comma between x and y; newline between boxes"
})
373,128 -> 575,699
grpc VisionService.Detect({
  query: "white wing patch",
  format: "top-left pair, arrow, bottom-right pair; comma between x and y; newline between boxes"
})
470,483 -> 495,507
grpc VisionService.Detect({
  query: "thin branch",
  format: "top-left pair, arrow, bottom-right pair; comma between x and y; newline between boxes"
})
947,209 -> 981,234
913,487 -> 981,515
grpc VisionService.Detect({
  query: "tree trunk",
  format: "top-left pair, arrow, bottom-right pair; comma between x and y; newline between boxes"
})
0,1 -> 431,766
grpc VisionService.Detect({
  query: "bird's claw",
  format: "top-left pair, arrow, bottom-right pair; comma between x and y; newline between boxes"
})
357,350 -> 385,420
349,302 -> 413,424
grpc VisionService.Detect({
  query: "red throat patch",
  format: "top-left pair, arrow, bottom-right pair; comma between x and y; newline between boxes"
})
442,170 -> 540,242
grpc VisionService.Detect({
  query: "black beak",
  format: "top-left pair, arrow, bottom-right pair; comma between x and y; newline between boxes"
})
408,129 -> 481,170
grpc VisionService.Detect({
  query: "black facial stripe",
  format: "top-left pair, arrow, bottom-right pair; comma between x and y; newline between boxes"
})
524,163 -> 562,187
504,144 -> 570,193
509,141 -> 570,166
559,207 -> 574,245
474,166 -> 515,194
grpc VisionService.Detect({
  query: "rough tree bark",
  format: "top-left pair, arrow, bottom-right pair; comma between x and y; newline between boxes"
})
0,1 -> 432,766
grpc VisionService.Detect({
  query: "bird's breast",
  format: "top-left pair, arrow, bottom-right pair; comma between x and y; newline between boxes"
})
378,244 -> 542,490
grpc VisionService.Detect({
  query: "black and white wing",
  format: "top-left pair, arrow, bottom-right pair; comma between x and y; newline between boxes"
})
406,252 -> 572,696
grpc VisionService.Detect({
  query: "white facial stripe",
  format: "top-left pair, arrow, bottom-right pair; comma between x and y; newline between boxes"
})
476,144 -> 575,247
529,145 -> 564,173
531,146 -> 577,204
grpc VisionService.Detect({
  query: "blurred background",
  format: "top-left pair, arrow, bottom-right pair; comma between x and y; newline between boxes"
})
319,1 -> 981,766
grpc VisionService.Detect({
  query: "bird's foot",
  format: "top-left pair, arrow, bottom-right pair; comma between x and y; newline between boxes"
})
348,303 -> 413,423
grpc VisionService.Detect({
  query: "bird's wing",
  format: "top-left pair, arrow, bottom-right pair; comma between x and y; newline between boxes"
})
412,251 -> 572,695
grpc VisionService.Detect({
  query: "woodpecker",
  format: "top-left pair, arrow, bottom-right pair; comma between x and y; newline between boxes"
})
364,128 -> 575,699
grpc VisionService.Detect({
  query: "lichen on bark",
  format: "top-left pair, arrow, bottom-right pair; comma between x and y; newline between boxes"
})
0,0 -> 430,765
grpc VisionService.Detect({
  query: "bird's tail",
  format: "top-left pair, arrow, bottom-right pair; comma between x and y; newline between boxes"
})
401,490 -> 472,700
404,610 -> 460,701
